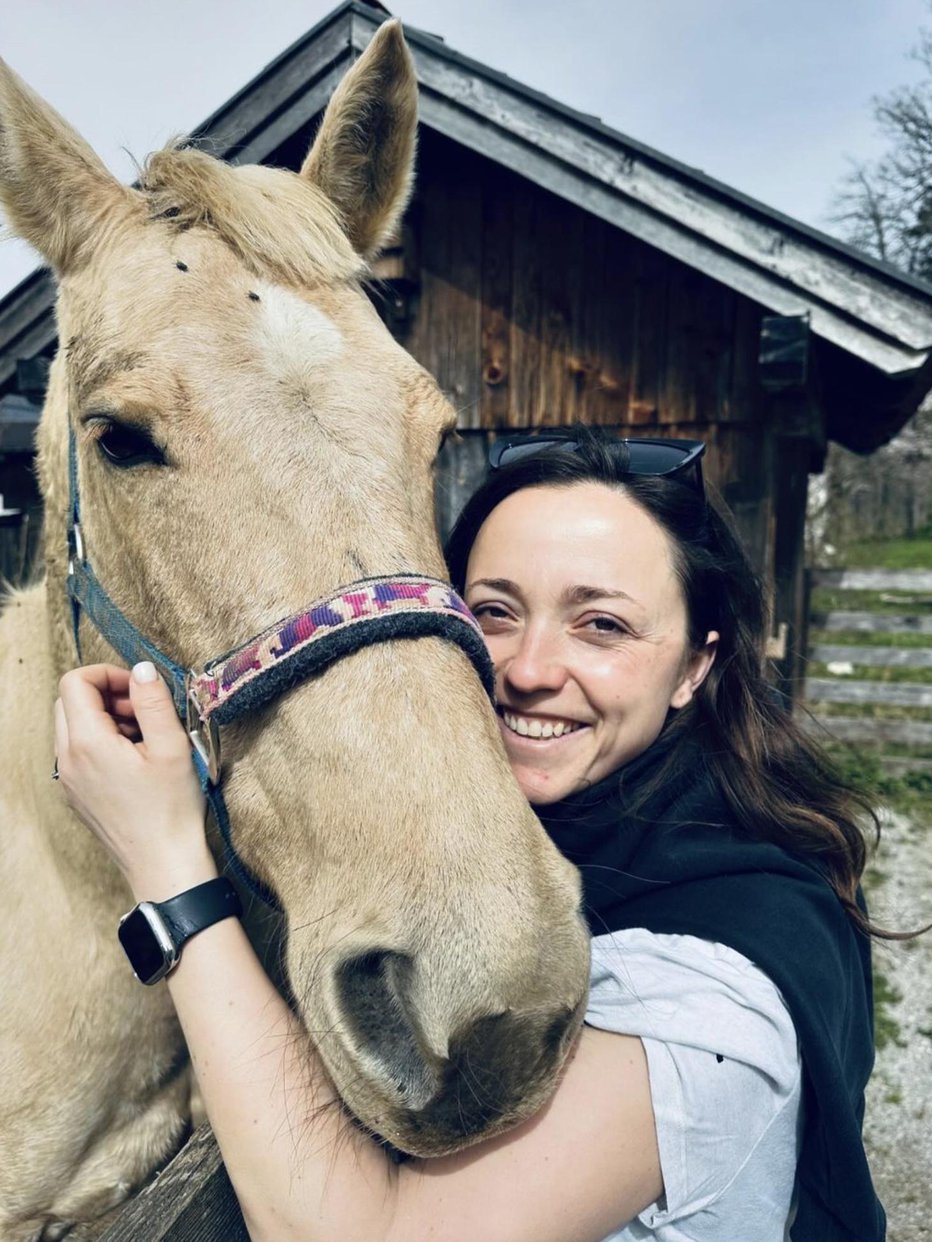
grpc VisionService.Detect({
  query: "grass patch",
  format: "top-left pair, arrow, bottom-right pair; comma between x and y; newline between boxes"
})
877,741 -> 932,757
861,866 -> 887,897
809,587 -> 932,616
873,966 -> 905,1052
810,629 -> 932,650
842,531 -> 932,570
823,745 -> 932,818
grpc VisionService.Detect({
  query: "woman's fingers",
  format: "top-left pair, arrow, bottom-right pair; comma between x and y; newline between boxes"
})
56,667 -> 140,742
54,662 -> 209,897
57,662 -> 188,758
109,694 -> 137,721
58,664 -> 131,745
128,662 -> 190,760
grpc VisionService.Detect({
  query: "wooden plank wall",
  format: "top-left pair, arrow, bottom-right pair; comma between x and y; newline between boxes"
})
399,131 -> 773,575
402,133 -> 770,435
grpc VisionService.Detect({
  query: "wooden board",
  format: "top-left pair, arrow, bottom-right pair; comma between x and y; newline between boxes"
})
805,678 -> 932,708
97,1126 -> 247,1242
800,714 -> 932,746
811,611 -> 932,635
771,431 -> 812,698
811,570 -> 932,593
810,645 -> 932,669
407,132 -> 768,440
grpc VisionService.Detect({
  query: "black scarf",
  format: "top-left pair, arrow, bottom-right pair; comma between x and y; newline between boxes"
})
538,735 -> 885,1242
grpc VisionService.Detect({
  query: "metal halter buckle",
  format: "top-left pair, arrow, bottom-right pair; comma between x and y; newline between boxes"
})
67,522 -> 85,576
185,672 -> 221,785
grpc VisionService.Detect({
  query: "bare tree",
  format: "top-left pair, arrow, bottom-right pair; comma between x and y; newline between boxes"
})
811,23 -> 932,562
833,20 -> 932,281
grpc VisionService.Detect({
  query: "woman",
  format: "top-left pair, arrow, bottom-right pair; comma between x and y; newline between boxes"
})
55,428 -> 884,1242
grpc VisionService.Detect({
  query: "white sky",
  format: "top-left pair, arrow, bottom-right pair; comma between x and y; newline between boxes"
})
0,0 -> 928,298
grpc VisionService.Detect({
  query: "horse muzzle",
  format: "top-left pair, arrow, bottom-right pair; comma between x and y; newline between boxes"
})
323,945 -> 588,1156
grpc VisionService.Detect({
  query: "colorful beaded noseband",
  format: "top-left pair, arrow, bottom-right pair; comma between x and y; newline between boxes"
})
64,430 -> 495,906
188,577 -> 490,726
181,576 -> 494,789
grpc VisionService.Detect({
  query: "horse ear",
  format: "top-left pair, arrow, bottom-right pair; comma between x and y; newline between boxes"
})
0,58 -> 130,272
301,19 -> 418,260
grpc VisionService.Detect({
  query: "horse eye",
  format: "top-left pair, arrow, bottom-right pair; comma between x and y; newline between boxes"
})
96,421 -> 165,468
437,426 -> 457,459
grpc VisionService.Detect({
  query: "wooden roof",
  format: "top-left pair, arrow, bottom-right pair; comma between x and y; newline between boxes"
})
2,0 -> 931,450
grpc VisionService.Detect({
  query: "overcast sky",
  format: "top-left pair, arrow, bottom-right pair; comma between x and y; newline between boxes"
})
0,0 -> 928,298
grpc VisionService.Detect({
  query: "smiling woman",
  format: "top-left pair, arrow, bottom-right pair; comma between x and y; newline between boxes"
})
52,425 -> 894,1242
441,424 -> 891,1241
464,482 -> 717,805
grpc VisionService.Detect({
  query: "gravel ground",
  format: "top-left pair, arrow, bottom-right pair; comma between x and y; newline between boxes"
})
863,804 -> 932,1242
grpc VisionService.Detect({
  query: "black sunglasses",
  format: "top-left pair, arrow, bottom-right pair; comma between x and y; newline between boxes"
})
488,433 -> 706,498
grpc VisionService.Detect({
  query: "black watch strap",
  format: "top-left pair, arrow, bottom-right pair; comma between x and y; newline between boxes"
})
118,878 -> 243,985
157,878 -> 242,944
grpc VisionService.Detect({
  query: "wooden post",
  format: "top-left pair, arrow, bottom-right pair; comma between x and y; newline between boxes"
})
94,1127 -> 248,1242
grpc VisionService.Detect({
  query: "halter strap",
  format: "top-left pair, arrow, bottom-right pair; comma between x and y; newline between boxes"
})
64,429 -> 495,907
188,576 -> 494,725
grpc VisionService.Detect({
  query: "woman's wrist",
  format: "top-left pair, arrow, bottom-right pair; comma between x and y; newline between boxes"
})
125,834 -> 219,904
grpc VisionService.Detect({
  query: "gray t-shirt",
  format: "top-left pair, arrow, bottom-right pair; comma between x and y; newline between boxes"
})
585,929 -> 803,1242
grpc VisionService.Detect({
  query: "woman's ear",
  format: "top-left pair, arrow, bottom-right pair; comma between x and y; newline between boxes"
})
669,631 -> 719,710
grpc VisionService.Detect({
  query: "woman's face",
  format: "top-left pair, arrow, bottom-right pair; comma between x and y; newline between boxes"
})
465,482 -> 717,805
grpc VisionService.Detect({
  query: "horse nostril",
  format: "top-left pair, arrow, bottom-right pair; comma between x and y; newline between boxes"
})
424,1002 -> 583,1143
336,950 -> 437,1109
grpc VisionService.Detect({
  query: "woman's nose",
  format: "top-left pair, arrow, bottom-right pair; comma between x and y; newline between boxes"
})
501,629 -> 567,695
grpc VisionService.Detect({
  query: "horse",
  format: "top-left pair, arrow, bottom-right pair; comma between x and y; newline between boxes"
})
0,22 -> 589,1241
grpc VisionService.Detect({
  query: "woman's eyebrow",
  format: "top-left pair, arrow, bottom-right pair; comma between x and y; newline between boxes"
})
563,584 -> 643,609
466,577 -> 520,594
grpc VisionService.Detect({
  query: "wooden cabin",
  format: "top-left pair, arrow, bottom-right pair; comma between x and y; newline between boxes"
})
3,5 -> 932,1238
3,0 -> 932,706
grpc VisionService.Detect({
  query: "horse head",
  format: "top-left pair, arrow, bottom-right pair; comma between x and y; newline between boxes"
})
0,22 -> 589,1157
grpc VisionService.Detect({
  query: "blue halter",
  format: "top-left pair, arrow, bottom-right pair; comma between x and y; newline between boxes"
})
65,431 -> 281,905
64,430 -> 495,908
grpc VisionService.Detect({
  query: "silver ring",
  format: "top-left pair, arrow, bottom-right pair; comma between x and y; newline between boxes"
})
51,760 -> 60,781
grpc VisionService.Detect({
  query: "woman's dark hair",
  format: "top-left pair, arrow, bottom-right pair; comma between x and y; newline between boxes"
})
446,426 -> 891,939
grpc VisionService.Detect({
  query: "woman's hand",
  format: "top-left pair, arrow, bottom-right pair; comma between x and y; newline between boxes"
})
55,662 -> 217,901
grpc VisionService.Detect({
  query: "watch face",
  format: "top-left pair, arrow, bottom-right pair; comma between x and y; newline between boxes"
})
118,905 -> 175,985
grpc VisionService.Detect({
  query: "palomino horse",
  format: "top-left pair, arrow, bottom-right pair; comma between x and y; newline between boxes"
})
0,22 -> 589,1241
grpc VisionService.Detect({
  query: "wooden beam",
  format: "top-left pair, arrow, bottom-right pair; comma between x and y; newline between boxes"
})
811,570 -> 932,593
97,1126 -> 247,1242
811,611 -> 932,635
800,714 -> 932,746
805,678 -> 932,708
810,645 -> 932,669
0,271 -> 57,390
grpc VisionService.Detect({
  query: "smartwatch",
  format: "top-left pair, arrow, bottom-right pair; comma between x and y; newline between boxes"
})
117,878 -> 242,985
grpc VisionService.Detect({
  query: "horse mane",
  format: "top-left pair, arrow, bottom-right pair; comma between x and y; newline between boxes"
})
140,145 -> 366,287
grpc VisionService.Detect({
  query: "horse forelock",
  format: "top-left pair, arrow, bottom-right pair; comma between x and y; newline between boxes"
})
139,145 -> 366,290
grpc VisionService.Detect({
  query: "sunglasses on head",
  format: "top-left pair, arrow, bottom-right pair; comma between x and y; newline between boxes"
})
488,432 -> 706,499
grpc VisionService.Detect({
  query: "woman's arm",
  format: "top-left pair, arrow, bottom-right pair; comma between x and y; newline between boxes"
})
56,664 -> 662,1242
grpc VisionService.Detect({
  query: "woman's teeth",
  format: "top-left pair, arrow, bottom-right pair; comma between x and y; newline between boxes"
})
502,712 -> 581,739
